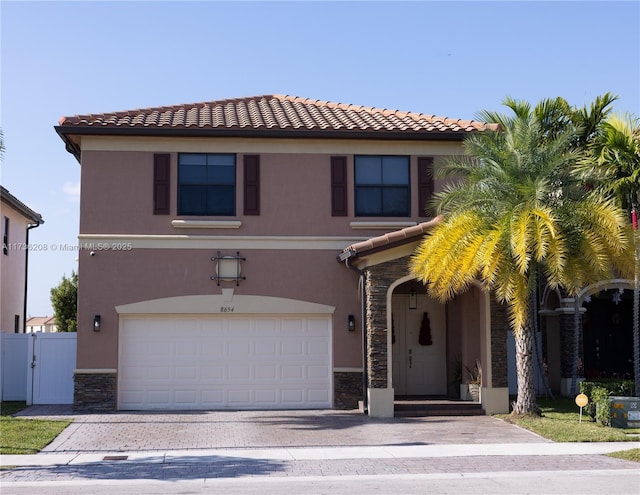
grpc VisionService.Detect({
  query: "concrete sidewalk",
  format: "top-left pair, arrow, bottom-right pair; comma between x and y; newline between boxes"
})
2,404 -> 639,479
3,441 -> 640,468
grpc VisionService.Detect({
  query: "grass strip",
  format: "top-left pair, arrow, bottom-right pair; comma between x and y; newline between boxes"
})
1,402 -> 71,455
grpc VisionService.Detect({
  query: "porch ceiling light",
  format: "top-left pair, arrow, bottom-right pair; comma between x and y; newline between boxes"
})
93,315 -> 101,332
409,288 -> 417,309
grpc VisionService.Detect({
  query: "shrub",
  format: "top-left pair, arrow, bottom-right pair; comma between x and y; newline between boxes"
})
579,379 -> 636,425
591,386 -> 611,426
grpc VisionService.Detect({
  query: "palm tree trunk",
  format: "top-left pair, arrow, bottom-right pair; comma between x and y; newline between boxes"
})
512,314 -> 541,415
569,295 -> 580,396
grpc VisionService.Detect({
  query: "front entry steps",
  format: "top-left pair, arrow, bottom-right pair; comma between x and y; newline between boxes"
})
394,395 -> 484,417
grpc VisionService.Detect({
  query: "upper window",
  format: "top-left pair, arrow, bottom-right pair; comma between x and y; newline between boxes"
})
178,154 -> 236,216
3,216 -> 8,255
355,155 -> 410,216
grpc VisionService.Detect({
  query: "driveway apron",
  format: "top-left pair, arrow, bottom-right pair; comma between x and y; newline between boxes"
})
15,405 -> 548,453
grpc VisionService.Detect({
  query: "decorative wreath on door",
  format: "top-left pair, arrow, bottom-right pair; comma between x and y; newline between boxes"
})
419,311 -> 433,346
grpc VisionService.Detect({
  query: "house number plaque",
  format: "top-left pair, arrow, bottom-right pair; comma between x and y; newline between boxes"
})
220,306 -> 235,313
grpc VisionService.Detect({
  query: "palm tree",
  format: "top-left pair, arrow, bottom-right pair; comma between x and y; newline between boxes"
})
410,98 -> 634,415
578,113 -> 640,397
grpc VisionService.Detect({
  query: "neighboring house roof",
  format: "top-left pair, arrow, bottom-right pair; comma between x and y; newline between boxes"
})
0,186 -> 44,225
338,216 -> 442,263
55,94 -> 497,161
26,316 -> 56,326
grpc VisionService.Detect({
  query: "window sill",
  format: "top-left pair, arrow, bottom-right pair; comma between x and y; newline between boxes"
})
350,221 -> 417,230
171,220 -> 242,229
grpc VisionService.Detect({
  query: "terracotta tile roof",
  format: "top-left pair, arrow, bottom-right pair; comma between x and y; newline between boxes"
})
0,186 -> 44,225
57,94 -> 494,134
338,216 -> 442,261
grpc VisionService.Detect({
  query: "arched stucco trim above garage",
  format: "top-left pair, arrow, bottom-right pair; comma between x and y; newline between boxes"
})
115,294 -> 336,315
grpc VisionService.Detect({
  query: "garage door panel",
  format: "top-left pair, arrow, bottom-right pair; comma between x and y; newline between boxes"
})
176,341 -> 199,357
281,389 -> 304,404
147,366 -> 171,380
255,340 -> 277,356
255,389 -> 278,405
308,389 -> 330,404
255,365 -> 277,379
309,365 -> 330,379
175,390 -> 198,406
202,366 -> 225,380
308,339 -> 330,355
281,365 -> 304,379
119,316 -> 331,410
281,341 -> 304,355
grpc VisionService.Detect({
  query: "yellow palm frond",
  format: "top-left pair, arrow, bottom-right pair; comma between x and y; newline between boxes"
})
507,275 -> 531,337
411,211 -> 486,302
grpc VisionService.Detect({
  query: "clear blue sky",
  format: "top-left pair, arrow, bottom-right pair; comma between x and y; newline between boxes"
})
1,0 -> 639,317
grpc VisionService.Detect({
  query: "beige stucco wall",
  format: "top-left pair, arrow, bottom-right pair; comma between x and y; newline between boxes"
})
75,136 -> 465,373
79,147 -> 453,237
76,246 -> 361,369
0,202 -> 29,332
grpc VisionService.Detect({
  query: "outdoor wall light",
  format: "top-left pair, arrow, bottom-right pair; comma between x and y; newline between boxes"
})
93,315 -> 101,332
348,314 -> 356,332
409,288 -> 418,309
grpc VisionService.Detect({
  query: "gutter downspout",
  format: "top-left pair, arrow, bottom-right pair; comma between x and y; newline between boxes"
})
23,222 -> 42,333
345,257 -> 368,415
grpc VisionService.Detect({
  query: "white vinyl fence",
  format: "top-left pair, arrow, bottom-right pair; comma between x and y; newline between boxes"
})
1,332 -> 76,404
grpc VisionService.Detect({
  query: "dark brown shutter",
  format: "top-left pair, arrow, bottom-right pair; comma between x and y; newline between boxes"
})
243,155 -> 260,215
418,157 -> 434,217
153,154 -> 171,215
331,156 -> 348,216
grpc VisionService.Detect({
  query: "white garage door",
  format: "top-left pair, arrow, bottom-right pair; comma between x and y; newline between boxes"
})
118,316 -> 331,410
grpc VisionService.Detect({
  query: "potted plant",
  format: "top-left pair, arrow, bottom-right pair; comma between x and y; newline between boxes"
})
463,359 -> 482,402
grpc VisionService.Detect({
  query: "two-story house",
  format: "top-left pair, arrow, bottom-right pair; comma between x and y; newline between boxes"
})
26,316 -> 58,333
56,94 -> 515,416
1,186 -> 44,334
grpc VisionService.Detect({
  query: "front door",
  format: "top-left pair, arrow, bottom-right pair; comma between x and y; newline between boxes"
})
391,293 -> 446,395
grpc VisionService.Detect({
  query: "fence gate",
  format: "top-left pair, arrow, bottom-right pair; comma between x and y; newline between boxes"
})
27,332 -> 77,404
1,333 -> 29,401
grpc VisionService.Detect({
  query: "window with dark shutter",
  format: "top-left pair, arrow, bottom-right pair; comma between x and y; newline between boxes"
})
331,156 -> 348,216
3,216 -> 8,255
153,154 -> 171,215
243,155 -> 260,215
354,155 -> 410,217
418,157 -> 434,217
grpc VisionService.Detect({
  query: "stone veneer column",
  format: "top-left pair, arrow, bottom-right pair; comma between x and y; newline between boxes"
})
486,295 -> 510,413
363,257 -> 411,417
333,371 -> 364,409
73,370 -> 117,412
489,296 -> 509,388
557,299 -> 585,396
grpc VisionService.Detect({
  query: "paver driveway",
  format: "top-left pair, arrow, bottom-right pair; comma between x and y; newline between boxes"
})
16,405 -> 548,453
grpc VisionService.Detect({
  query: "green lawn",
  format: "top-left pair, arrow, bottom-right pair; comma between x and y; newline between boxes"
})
0,402 -> 71,455
607,448 -> 640,462
497,397 -> 640,443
